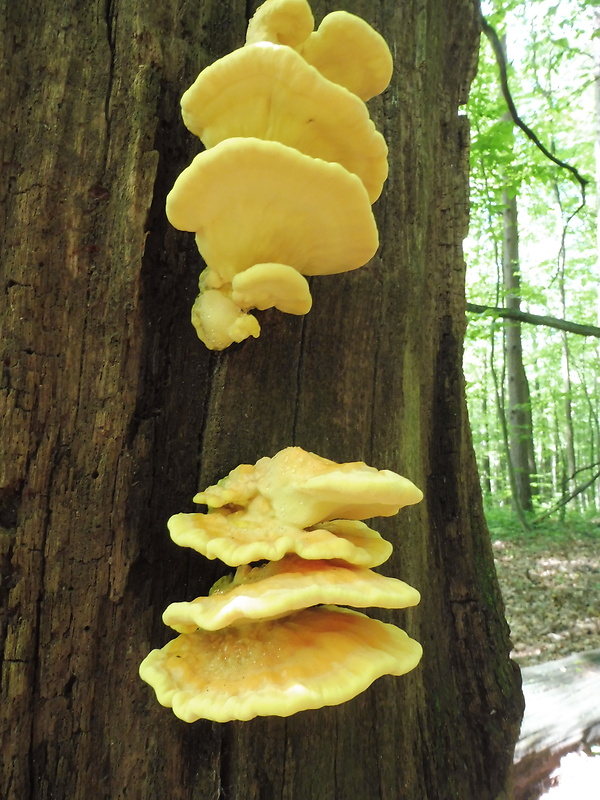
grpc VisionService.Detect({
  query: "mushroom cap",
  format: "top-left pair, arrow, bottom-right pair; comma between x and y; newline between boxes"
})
195,447 -> 423,529
139,605 -> 423,722
190,288 -> 260,350
195,462 -> 257,508
244,0 -> 392,102
180,43 -> 388,202
167,511 -> 392,568
246,0 -> 314,46
298,11 -> 393,101
279,469 -> 423,526
165,137 -> 378,283
231,263 -> 312,315
163,555 -> 421,632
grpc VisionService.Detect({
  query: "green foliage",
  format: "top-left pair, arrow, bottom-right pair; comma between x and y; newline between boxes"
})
465,0 -> 599,520
484,505 -> 600,544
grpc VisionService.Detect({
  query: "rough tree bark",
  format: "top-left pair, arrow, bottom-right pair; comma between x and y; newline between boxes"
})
0,1 -> 523,799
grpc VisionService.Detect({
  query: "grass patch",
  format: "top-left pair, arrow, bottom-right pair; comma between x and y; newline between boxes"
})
484,506 -> 600,546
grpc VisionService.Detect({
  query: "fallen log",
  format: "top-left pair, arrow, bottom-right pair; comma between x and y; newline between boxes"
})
513,648 -> 600,800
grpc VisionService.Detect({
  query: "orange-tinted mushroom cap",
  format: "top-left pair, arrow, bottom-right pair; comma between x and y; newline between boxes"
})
167,511 -> 392,567
166,137 -> 378,284
139,605 -> 423,722
180,43 -> 388,202
163,555 -> 421,633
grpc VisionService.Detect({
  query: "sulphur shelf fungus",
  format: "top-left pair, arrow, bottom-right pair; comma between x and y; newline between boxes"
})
180,43 -> 388,202
245,0 -> 393,102
139,447 -> 424,722
167,0 -> 393,349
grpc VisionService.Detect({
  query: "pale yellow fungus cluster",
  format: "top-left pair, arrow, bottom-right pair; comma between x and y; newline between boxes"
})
166,0 -> 392,349
139,447 -> 423,722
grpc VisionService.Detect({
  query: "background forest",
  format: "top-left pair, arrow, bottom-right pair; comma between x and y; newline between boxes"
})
466,0 -> 597,521
465,0 -> 600,668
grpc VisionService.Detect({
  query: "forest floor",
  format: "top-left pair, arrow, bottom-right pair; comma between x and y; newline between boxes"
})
489,512 -> 600,667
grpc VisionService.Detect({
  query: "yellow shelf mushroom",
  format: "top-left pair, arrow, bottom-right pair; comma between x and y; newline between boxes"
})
167,0 -> 393,349
143,0 -> 419,723
181,43 -> 388,202
246,0 -> 393,102
166,138 -> 378,349
166,138 -> 378,281
231,263 -> 313,316
140,606 -> 422,723
140,448 -> 424,722
245,0 -> 314,48
167,509 -> 393,568
296,10 -> 393,102
193,446 -> 423,529
163,555 -> 421,633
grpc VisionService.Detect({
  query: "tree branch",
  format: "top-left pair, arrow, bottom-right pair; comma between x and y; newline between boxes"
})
533,469 -> 600,524
480,14 -> 589,202
466,302 -> 600,338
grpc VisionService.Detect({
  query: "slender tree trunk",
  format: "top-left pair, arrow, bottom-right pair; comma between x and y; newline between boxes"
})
560,331 -> 577,506
482,380 -> 493,495
582,378 -> 600,512
0,1 -> 523,799
502,189 -> 536,513
496,33 -> 535,514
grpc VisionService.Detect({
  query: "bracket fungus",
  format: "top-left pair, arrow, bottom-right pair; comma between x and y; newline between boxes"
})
167,0 -> 393,349
168,508 -> 394,567
245,0 -> 393,102
192,446 -> 423,528
245,0 -> 315,47
162,555 -> 421,633
180,43 -> 388,202
140,448 -> 424,722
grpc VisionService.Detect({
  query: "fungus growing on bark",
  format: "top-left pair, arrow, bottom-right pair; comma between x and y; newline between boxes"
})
231,263 -> 312,316
246,0 -> 392,100
166,137 -> 378,349
245,0 -> 314,47
167,0 -> 392,349
140,448 -> 423,722
139,605 -> 423,723
297,10 -> 393,101
163,555 -> 421,633
166,138 -> 377,281
167,509 -> 393,567
180,43 -> 388,201
193,446 -> 423,529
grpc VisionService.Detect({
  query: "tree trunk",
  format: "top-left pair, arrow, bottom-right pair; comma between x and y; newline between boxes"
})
560,331 -> 577,515
502,188 -> 536,513
0,1 -> 523,799
495,33 -> 535,514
